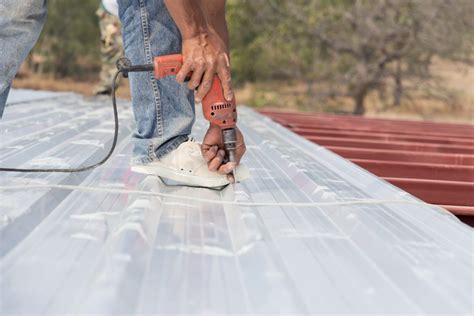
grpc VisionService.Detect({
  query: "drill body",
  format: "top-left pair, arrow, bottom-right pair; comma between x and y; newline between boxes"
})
154,54 -> 238,164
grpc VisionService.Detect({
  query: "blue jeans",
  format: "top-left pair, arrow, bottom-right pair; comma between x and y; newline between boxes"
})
118,0 -> 195,163
0,0 -> 195,163
0,0 -> 47,118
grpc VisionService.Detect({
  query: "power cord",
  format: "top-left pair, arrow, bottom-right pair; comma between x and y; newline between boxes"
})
0,58 -> 153,173
0,58 -> 236,191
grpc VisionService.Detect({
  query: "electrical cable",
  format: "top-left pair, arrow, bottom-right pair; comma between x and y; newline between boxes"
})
0,182 -> 451,210
1,183 -> 461,223
0,70 -> 122,173
0,58 -> 154,173
0,57 -> 239,191
0,76 -> 461,221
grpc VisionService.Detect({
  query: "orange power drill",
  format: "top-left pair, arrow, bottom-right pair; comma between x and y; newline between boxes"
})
154,54 -> 238,165
117,54 -> 238,166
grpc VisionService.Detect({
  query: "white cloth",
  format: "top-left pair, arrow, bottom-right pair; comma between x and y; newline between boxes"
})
102,0 -> 119,17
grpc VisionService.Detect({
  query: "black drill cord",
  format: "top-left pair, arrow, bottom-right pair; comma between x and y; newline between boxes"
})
0,70 -> 122,173
0,58 -> 234,190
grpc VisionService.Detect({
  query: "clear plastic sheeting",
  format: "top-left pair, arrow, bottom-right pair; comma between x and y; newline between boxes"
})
1,90 -> 473,315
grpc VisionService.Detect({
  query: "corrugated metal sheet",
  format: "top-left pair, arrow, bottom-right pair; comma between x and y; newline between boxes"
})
1,90 -> 473,315
260,110 -> 474,224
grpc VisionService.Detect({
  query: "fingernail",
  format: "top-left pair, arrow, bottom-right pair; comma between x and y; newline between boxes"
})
225,92 -> 233,101
226,163 -> 236,173
218,150 -> 225,157
195,97 -> 201,103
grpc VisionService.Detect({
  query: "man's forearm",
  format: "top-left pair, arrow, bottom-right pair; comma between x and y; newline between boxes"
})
164,0 -> 229,52
200,0 -> 229,51
166,0 -> 234,102
163,0 -> 208,39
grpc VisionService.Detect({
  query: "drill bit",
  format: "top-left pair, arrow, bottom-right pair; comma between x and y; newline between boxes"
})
228,149 -> 238,183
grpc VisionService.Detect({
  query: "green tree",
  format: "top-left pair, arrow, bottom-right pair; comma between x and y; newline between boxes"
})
31,0 -> 101,78
227,0 -> 474,114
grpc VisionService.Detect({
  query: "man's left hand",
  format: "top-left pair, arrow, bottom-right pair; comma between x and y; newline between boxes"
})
201,124 -> 246,183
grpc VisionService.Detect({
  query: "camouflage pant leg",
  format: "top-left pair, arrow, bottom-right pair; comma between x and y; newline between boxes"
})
94,8 -> 123,95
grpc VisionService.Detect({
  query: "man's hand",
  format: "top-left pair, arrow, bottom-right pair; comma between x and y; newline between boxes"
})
164,0 -> 233,102
201,125 -> 246,182
176,32 -> 233,103
163,0 -> 244,180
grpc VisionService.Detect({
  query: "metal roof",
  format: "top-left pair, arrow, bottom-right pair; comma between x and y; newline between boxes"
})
260,110 -> 474,226
1,90 -> 473,315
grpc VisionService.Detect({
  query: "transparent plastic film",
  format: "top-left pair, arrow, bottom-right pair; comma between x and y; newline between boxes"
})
1,90 -> 472,315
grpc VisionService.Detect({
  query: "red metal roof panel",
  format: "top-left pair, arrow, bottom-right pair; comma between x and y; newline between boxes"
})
260,109 -> 474,225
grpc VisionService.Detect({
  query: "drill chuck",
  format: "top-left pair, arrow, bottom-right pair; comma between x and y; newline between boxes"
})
222,128 -> 237,163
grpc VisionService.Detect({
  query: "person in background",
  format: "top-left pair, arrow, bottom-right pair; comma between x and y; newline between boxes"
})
93,0 -> 123,96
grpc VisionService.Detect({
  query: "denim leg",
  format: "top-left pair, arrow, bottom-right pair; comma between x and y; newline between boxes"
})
0,86 -> 11,118
118,0 -> 195,164
0,0 -> 47,118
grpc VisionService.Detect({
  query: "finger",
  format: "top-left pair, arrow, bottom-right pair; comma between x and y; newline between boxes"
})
208,149 -> 225,171
201,145 -> 218,162
217,53 -> 233,101
227,173 -> 235,184
196,57 -> 217,101
188,59 -> 206,91
217,162 -> 236,175
176,61 -> 193,83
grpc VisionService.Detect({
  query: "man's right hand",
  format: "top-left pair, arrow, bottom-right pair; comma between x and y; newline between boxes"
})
176,32 -> 233,103
163,0 -> 233,103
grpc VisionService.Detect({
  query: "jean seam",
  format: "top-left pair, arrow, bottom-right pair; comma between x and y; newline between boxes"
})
138,0 -> 163,140
147,141 -> 155,159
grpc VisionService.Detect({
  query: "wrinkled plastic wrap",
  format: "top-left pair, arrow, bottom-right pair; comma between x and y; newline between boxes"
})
1,90 -> 472,315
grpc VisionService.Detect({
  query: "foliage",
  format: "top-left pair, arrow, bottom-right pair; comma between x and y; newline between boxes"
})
228,0 -> 474,114
31,0 -> 100,78
28,0 -> 474,114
